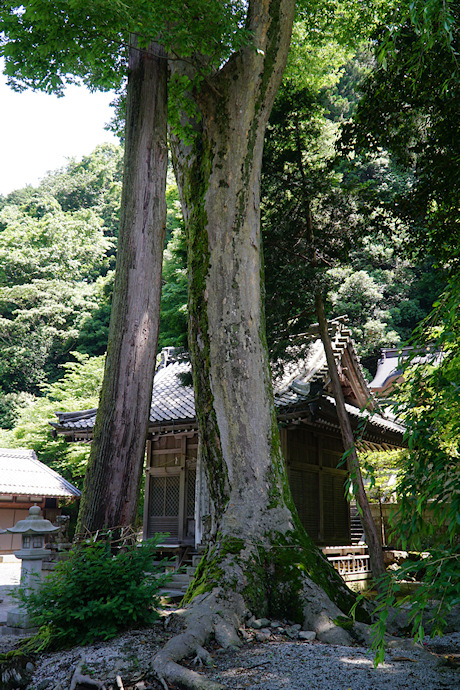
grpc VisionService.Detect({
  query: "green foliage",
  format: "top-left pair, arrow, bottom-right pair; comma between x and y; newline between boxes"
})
0,1 -> 252,94
261,51 -> 442,363
0,152 -> 188,456
159,226 -> 188,350
0,352 -> 104,487
340,4 -> 459,270
18,536 -> 169,648
364,279 -> 460,663
0,391 -> 34,429
358,448 -> 405,501
375,0 -> 458,79
392,282 -> 460,552
0,146 -> 121,396
76,273 -> 115,357
39,143 -> 123,238
0,278 -> 104,394
338,6 -> 460,661
0,204 -> 113,284
158,182 -> 188,349
369,545 -> 460,667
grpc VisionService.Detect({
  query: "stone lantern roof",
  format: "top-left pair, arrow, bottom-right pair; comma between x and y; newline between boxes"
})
6,505 -> 59,536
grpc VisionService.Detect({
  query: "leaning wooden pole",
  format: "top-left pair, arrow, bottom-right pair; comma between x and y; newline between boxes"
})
315,293 -> 386,581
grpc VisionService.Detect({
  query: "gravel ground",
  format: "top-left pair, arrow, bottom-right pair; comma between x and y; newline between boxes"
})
198,634 -> 460,689
1,626 -> 459,689
2,562 -> 459,689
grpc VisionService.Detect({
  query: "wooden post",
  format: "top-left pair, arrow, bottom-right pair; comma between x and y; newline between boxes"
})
315,293 -> 386,582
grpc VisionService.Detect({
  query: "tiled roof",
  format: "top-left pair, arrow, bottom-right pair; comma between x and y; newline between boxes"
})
52,325 -> 404,445
322,396 -> 406,436
274,338 -> 329,408
370,347 -> 444,391
149,360 -> 195,423
0,448 -> 81,498
53,408 -> 97,432
52,361 -> 195,433
273,322 -> 374,411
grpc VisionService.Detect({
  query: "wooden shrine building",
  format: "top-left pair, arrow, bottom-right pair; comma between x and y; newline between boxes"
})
51,321 -> 405,550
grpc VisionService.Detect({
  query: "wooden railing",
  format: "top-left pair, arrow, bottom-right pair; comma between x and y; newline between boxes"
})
322,545 -> 372,587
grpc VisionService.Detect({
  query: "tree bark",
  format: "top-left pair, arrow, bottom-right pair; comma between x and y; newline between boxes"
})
154,2 -> 372,686
77,40 -> 168,532
315,292 -> 386,580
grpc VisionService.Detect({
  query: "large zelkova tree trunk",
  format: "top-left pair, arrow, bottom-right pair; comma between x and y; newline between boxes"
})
77,40 -> 167,533
153,2 -> 371,688
315,293 -> 386,581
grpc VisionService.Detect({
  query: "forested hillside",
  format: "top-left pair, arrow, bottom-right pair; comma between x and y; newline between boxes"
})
261,46 -> 444,369
0,144 -> 185,484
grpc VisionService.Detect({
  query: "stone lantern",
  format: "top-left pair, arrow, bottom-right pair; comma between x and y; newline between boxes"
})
3,505 -> 59,635
7,505 -> 60,590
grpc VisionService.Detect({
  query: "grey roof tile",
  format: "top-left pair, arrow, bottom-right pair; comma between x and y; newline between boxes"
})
52,327 -> 404,444
0,448 -> 81,498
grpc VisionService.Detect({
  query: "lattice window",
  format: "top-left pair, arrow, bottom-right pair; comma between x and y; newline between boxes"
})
149,475 -> 180,516
164,475 -> 180,516
149,477 -> 165,516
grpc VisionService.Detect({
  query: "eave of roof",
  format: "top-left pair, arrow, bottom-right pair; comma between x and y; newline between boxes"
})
51,327 -> 405,446
0,448 -> 81,498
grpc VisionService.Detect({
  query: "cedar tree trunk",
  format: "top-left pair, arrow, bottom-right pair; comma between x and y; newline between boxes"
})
153,3 -> 372,688
77,40 -> 167,532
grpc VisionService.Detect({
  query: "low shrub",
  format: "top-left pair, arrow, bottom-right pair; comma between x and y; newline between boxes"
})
18,536 -> 169,648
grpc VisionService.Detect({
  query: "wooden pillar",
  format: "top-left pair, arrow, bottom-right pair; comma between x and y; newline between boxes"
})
177,435 -> 187,542
142,438 -> 152,540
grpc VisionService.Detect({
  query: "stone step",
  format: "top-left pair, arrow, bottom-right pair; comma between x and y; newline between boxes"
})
170,572 -> 190,584
159,588 -> 186,600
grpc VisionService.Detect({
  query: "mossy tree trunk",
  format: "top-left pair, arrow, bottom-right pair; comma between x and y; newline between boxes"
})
153,2 -> 370,687
77,40 -> 167,533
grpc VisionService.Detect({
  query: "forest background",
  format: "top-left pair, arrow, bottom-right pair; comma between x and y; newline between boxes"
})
0,48 -> 447,469
0,0 -> 458,668
0,39 -> 446,489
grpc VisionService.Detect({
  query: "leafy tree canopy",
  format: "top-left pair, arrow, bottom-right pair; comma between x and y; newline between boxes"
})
339,2 -> 459,269
0,147 -> 118,400
0,351 -> 104,486
261,46 -> 444,366
367,279 -> 460,661
0,1 -> 251,94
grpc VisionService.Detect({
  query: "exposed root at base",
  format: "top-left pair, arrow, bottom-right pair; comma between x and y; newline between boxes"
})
151,572 -> 375,689
152,588 -> 245,689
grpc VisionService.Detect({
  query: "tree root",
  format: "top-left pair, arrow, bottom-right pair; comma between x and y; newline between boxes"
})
151,568 -> 373,689
152,589 -> 245,689
299,576 -> 356,645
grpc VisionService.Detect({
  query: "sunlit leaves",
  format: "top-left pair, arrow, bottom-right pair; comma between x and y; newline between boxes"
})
0,146 -> 121,397
340,4 -> 459,268
366,279 -> 460,663
0,1 -> 253,95
0,352 -> 104,485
